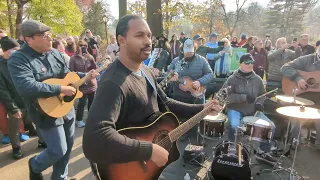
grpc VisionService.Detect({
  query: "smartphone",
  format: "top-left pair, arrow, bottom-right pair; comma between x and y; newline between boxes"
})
218,41 -> 224,47
81,46 -> 87,55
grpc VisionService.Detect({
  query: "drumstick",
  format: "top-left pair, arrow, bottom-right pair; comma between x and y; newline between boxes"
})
256,88 -> 278,99
238,144 -> 242,165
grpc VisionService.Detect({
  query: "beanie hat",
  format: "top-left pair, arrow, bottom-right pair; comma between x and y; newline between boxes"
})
0,36 -> 20,52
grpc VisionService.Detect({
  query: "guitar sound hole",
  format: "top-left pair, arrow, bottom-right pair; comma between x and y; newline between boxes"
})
63,84 -> 76,102
306,78 -> 316,86
154,130 -> 172,150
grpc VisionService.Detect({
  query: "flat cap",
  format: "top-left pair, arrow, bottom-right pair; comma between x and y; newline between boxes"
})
21,20 -> 51,37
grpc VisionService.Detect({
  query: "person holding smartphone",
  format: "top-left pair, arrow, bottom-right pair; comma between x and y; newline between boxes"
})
69,40 -> 98,128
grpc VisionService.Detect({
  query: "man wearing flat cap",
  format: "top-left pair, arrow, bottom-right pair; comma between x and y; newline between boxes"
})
8,20 -> 99,180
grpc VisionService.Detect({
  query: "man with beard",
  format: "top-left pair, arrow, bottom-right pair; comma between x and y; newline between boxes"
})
82,15 -> 222,179
65,36 -> 76,57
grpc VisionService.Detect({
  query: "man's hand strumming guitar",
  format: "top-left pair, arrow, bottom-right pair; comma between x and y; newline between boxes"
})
151,144 -> 169,167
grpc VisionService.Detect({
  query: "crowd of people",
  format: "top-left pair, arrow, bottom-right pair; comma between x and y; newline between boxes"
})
0,14 -> 319,180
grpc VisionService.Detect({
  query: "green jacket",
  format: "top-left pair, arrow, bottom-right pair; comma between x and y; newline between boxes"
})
196,45 -> 223,59
0,56 -> 25,114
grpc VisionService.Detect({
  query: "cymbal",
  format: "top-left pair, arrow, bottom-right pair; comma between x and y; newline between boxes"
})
276,106 -> 320,120
276,95 -> 314,106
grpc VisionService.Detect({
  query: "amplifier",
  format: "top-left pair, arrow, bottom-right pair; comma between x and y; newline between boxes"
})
183,144 -> 207,166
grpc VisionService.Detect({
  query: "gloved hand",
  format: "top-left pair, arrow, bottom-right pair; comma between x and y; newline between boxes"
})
246,94 -> 256,103
255,103 -> 264,111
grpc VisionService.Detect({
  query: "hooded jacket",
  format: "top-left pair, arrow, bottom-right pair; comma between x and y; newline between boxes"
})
223,69 -> 265,116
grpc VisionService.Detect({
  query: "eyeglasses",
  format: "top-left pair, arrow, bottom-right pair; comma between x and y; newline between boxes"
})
243,60 -> 255,65
79,45 -> 87,47
33,33 -> 52,39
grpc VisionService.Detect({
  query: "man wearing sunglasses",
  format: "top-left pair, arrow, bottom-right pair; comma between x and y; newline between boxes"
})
8,20 -> 98,180
223,53 -> 277,165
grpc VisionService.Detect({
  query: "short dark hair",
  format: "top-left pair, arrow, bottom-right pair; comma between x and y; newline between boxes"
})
116,15 -> 142,45
52,39 -> 62,49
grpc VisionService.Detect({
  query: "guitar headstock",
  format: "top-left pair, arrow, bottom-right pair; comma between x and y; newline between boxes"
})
213,86 -> 230,107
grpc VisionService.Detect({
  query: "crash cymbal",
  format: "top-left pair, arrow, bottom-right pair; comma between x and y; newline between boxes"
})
276,95 -> 314,106
276,106 -> 320,120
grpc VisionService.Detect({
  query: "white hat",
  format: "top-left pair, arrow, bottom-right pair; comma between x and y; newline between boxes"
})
183,39 -> 194,53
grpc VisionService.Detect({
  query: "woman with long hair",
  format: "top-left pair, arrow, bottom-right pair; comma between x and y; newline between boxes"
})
65,36 -> 76,57
69,40 -> 97,128
213,38 -> 232,78
169,34 -> 180,60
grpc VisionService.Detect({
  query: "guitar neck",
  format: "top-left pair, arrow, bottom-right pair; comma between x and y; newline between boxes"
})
72,65 -> 106,88
168,106 -> 212,142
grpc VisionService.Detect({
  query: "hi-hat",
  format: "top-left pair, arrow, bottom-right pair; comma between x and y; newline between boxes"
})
276,106 -> 320,120
276,95 -> 314,106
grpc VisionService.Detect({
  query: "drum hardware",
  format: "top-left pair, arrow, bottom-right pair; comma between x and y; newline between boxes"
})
258,105 -> 320,180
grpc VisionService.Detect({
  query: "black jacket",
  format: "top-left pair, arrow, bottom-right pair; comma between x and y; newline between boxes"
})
0,56 -> 25,114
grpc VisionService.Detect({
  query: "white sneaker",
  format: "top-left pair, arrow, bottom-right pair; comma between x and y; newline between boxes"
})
76,120 -> 85,128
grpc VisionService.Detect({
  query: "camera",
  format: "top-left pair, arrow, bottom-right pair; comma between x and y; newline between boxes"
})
81,46 -> 87,55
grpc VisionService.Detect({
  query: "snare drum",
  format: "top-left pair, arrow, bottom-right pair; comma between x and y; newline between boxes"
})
242,116 -> 272,142
199,113 -> 226,139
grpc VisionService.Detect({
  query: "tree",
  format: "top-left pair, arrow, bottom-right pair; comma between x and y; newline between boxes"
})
218,0 -> 249,36
26,0 -> 84,36
238,2 -> 265,37
0,0 -> 8,31
15,0 -> 31,38
83,1 -> 113,38
264,0 -> 318,38
306,5 -> 320,40
147,0 -> 162,37
127,0 -> 146,18
119,0 -> 127,19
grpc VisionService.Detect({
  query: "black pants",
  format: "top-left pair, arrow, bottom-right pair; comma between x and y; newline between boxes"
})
208,60 -> 215,72
215,74 -> 228,78
76,92 -> 95,121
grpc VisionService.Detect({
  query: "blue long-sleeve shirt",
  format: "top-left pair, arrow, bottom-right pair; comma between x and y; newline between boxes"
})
206,41 -> 219,60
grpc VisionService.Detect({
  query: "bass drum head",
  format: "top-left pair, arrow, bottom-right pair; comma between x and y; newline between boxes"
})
212,141 -> 252,180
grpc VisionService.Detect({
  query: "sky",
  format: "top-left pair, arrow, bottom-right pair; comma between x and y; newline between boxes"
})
105,0 -> 269,19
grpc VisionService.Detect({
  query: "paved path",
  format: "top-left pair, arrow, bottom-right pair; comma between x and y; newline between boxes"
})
1,120 -> 320,180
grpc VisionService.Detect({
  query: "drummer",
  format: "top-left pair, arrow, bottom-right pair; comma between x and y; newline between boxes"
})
281,44 -> 320,149
223,54 -> 277,165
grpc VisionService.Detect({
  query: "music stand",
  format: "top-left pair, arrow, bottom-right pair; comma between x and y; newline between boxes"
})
258,105 -> 320,180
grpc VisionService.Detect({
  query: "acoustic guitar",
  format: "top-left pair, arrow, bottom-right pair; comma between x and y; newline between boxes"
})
96,88 -> 228,180
282,70 -> 320,96
37,62 -> 109,118
178,77 -> 206,98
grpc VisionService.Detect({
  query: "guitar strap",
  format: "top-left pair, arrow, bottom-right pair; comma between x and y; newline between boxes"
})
141,68 -> 171,112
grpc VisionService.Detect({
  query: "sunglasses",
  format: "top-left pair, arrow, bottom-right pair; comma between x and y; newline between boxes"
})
243,60 -> 255,65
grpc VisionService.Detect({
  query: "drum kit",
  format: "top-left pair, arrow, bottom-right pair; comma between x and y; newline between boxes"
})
194,93 -> 320,180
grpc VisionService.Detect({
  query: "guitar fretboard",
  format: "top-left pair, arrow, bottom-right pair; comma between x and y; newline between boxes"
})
72,64 -> 107,88
168,106 -> 212,142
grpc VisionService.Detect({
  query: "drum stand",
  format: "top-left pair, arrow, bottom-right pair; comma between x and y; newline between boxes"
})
257,121 -> 304,180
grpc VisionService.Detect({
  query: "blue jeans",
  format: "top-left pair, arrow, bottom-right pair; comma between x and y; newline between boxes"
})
30,119 -> 75,180
227,109 -> 275,152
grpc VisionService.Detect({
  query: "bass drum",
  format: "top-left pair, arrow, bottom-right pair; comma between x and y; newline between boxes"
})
211,141 -> 252,180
